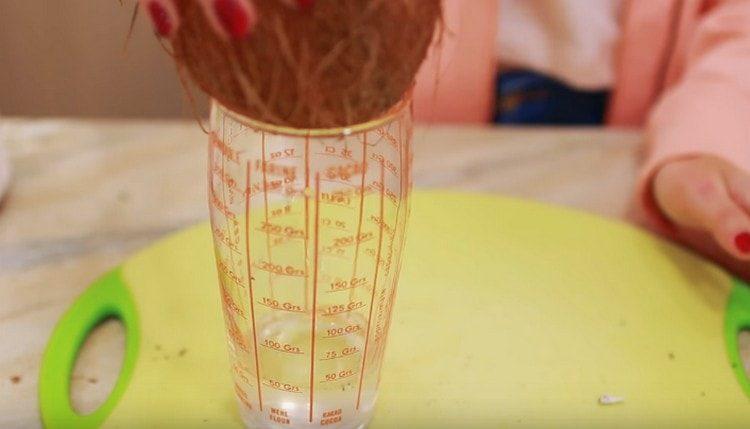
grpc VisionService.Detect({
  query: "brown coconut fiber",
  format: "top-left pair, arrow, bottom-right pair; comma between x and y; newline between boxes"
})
169,0 -> 441,129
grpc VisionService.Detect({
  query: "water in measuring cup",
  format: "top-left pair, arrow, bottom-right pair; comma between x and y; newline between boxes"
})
233,312 -> 376,429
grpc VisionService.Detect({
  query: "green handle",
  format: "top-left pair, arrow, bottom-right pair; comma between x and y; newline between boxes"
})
725,279 -> 750,398
39,268 -> 140,429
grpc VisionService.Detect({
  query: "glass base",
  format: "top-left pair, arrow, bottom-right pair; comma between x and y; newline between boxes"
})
238,400 -> 374,429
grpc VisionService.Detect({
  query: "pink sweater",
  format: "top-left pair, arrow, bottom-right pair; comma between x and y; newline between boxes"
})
414,0 -> 750,231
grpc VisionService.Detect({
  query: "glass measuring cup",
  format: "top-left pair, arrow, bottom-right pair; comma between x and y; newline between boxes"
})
207,98 -> 412,428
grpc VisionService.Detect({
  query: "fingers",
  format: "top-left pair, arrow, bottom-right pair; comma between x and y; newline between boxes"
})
724,168 -> 750,257
142,0 -> 310,41
725,167 -> 750,212
704,199 -> 750,260
140,0 -> 180,37
198,0 -> 258,40
655,160 -> 750,260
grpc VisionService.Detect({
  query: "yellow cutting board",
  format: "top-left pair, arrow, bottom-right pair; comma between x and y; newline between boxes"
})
40,192 -> 750,428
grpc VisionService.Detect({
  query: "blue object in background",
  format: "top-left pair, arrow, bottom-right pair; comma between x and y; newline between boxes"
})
495,70 -> 610,125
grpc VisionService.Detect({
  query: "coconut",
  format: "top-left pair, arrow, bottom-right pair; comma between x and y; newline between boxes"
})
168,0 -> 441,129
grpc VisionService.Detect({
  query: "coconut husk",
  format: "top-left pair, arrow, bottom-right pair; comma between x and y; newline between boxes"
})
169,0 -> 441,128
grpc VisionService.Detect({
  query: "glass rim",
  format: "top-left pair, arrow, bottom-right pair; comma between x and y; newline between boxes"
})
213,92 -> 412,138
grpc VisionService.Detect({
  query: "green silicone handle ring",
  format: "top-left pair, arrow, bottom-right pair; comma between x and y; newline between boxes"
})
725,279 -> 750,398
39,268 -> 140,429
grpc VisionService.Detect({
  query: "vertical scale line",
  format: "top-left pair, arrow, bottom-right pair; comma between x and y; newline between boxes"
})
207,136 -> 218,244
375,118 -> 406,385
220,145 -> 237,285
260,133 -> 275,299
245,160 -> 264,412
309,173 -> 322,423
374,123 -> 403,368
218,125 -> 247,372
304,136 -> 311,311
218,116 -> 237,275
349,132 -> 368,302
356,162 -> 386,410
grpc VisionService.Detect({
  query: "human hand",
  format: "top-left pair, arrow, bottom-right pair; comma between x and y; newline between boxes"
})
139,0 -> 313,40
654,156 -> 750,261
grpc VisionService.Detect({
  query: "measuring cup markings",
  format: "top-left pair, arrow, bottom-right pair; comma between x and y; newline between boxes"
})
369,215 -> 395,239
220,282 -> 246,318
249,158 -> 298,184
313,151 -> 355,162
319,199 -> 355,210
374,127 -> 400,152
362,246 -> 392,268
372,267 -> 399,352
322,163 -> 364,182
233,361 -> 252,385
210,107 -> 412,428
265,147 -> 300,161
227,121 -> 248,141
224,323 -> 249,355
355,162 -> 387,410
224,308 -> 250,353
330,232 -> 374,249
263,378 -> 303,394
218,256 -> 246,287
273,208 -> 296,220
308,172 -> 322,423
319,178 -> 362,190
315,148 -> 353,161
321,189 -> 359,207
208,198 -> 242,267
246,179 -> 285,198
321,369 -> 358,383
324,282 -> 368,292
320,301 -> 365,316
269,408 -> 291,425
320,217 -> 349,231
327,277 -> 368,293
246,178 -> 302,198
210,132 -> 241,164
319,249 -> 348,260
252,261 -> 307,277
367,180 -> 399,207
365,135 -> 406,389
260,134 -> 282,303
374,128 -> 409,383
256,221 -> 306,240
212,163 -> 242,194
213,227 -> 242,254
244,160 -> 266,412
210,189 -> 237,220
266,235 -> 291,250
257,297 -> 306,313
320,409 -> 343,426
320,346 -> 361,361
346,134 -> 369,303
235,382 -> 254,410
212,159 -> 252,365
369,152 -> 398,178
260,339 -> 304,355
323,324 -> 362,339
304,137 -> 312,313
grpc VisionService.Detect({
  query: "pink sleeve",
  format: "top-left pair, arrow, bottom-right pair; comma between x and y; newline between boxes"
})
637,0 -> 750,230
412,0 -> 499,123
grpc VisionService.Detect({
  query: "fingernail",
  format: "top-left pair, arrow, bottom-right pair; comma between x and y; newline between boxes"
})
147,1 -> 173,37
735,232 -> 750,254
214,0 -> 254,39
